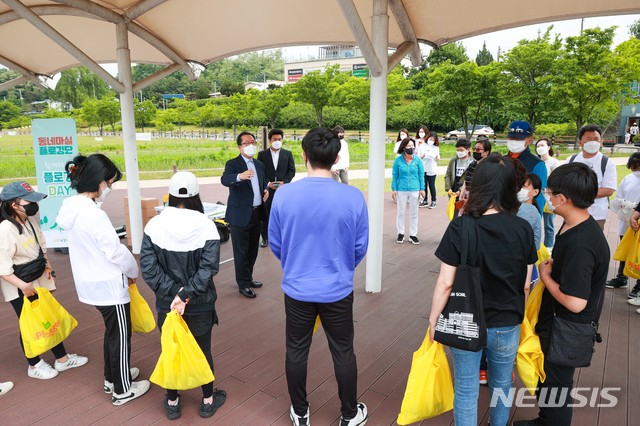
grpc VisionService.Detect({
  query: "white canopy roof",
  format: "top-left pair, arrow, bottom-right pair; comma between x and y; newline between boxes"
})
1,0 -> 638,78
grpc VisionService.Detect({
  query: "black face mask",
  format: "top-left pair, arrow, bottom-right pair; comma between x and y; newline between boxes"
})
22,202 -> 39,217
404,148 -> 414,155
473,152 -> 483,161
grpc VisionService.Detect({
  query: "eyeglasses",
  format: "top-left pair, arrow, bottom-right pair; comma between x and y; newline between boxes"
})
241,141 -> 257,147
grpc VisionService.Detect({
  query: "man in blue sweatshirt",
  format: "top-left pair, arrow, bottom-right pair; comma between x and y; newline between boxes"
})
269,127 -> 369,426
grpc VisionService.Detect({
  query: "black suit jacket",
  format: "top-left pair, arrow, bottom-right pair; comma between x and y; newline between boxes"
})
221,155 -> 267,227
257,148 -> 296,184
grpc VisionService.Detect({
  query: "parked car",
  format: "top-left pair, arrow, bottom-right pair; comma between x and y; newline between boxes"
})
446,124 -> 494,140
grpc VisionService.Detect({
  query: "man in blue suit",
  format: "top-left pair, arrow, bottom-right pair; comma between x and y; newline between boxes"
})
221,131 -> 269,298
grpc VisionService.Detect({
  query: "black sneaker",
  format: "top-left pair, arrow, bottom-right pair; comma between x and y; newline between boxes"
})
164,396 -> 181,420
606,276 -> 628,289
512,418 -> 545,426
429,201 -> 436,209
409,236 -> 420,245
200,389 -> 226,418
419,201 -> 429,208
629,282 -> 640,299
396,234 -> 404,244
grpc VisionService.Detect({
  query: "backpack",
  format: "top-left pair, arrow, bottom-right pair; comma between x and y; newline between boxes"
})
568,153 -> 608,176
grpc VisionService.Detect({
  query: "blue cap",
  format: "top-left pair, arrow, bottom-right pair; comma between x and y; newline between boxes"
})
0,181 -> 47,202
507,121 -> 533,140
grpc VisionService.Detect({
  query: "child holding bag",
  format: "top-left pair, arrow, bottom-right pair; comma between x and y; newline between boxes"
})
141,172 -> 226,420
0,182 -> 88,380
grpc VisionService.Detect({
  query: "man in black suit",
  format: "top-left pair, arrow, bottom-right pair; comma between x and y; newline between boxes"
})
257,128 -> 296,247
221,131 -> 269,298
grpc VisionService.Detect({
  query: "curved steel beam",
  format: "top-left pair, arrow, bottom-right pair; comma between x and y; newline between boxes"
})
0,75 -> 29,91
337,0 -> 383,77
124,0 -> 168,21
389,0 -> 422,67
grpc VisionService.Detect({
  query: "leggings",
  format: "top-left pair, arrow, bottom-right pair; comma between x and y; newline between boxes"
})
424,174 -> 437,202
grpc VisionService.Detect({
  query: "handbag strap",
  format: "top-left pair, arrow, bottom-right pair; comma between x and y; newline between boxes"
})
25,219 -> 44,256
460,215 -> 479,267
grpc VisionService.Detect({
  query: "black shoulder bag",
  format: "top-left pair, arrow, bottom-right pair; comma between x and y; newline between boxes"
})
546,301 -> 599,368
13,220 -> 47,283
434,216 -> 487,351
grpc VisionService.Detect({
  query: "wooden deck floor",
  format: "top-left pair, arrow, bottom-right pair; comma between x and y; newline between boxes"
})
0,182 -> 635,425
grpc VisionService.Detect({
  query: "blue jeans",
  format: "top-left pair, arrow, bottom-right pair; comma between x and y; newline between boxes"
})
543,212 -> 555,248
451,325 -> 520,426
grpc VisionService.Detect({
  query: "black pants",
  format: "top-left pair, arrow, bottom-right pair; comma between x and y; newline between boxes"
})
158,312 -> 215,400
230,208 -> 261,289
96,304 -> 133,395
260,190 -> 274,242
536,336 -> 575,425
10,292 -> 67,366
285,293 -> 358,419
424,174 -> 437,202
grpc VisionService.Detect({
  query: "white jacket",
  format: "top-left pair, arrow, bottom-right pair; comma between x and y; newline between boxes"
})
57,195 -> 138,306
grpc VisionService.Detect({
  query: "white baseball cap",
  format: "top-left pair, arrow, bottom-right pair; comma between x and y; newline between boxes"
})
169,172 -> 199,198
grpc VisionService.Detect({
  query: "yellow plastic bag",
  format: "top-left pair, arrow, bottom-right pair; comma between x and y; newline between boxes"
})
446,195 -> 456,221
313,315 -> 321,334
397,328 -> 454,424
19,288 -> 78,358
516,282 -> 546,395
129,284 -> 156,334
150,311 -> 215,390
614,227 -> 640,279
536,244 -> 551,267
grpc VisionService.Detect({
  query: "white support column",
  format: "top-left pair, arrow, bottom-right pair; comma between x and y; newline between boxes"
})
116,22 -> 143,253
365,0 -> 389,293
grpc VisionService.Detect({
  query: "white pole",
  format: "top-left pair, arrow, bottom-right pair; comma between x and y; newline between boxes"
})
365,0 -> 388,293
116,22 -> 144,254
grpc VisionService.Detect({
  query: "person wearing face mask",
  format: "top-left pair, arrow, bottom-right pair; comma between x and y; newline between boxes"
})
459,136 -> 492,202
505,121 -> 547,215
257,129 -> 296,248
608,153 -> 640,298
566,124 -> 617,232
0,181 -> 88,380
391,137 -> 425,244
331,126 -> 350,184
445,139 -> 472,216
536,138 -> 560,249
57,154 -> 148,405
417,130 -> 440,209
394,128 -> 409,158
221,131 -> 269,299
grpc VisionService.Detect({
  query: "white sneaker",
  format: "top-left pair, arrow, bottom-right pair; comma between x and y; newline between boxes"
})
290,404 -> 310,426
0,381 -> 14,396
112,380 -> 150,406
629,297 -> 640,306
340,402 -> 368,426
28,359 -> 59,380
104,367 -> 140,393
54,354 -> 89,372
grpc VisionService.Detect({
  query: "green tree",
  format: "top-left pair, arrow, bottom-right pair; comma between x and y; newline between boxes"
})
134,99 -> 157,131
195,102 -> 222,130
630,18 -> 640,39
554,27 -> 625,134
475,42 -> 494,66
260,86 -> 289,128
498,28 -> 563,127
294,65 -> 340,126
422,61 -> 499,138
221,92 -> 261,136
97,97 -> 121,133
425,42 -> 469,67
219,80 -> 245,96
0,100 -> 22,128
53,67 -> 111,108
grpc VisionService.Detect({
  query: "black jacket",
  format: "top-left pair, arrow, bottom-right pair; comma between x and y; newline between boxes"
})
220,154 -> 267,227
140,206 -> 220,316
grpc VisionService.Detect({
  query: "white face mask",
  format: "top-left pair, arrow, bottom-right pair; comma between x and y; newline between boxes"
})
243,144 -> 257,157
427,139 -> 435,146
418,131 -> 426,138
271,141 -> 282,150
456,150 -> 467,159
583,141 -> 601,154
400,133 -> 408,140
633,171 -> 640,178
507,140 -> 526,154
96,183 -> 112,203
536,146 -> 549,156
543,193 -> 557,212
517,188 -> 531,203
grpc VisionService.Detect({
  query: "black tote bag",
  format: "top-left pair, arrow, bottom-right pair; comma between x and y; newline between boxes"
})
434,216 -> 487,351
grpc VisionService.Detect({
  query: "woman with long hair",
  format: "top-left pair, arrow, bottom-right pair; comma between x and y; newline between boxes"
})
418,131 -> 441,208
393,128 -> 409,158
57,154 -> 150,406
0,181 -> 88,379
428,154 -> 536,426
141,172 -> 226,420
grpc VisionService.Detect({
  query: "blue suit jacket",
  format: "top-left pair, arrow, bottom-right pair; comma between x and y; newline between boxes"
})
221,154 -> 267,227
